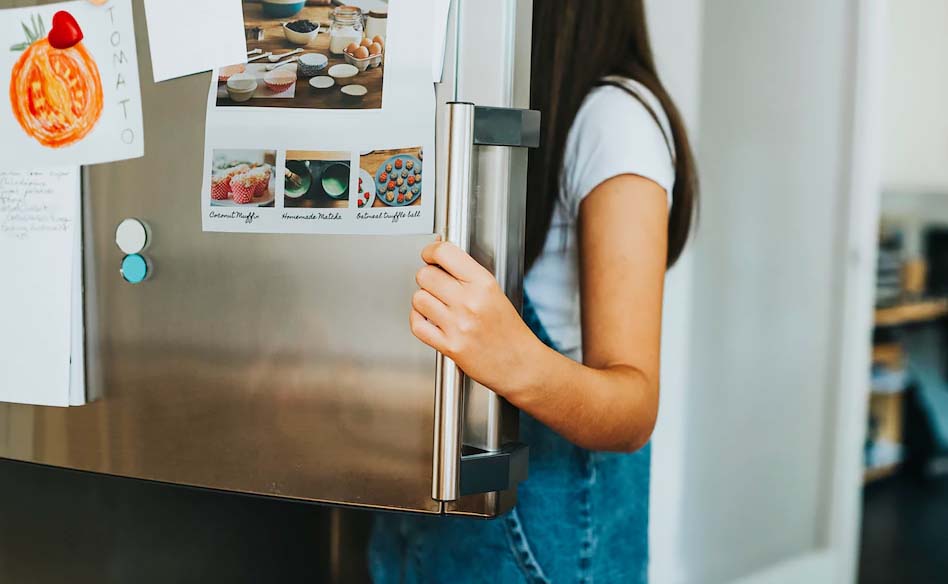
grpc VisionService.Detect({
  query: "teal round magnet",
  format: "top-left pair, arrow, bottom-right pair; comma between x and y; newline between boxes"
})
121,254 -> 149,284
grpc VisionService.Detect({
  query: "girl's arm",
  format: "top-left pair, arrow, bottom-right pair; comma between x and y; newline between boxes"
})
410,174 -> 668,452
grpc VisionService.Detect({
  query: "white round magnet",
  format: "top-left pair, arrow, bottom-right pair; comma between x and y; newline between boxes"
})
115,218 -> 148,255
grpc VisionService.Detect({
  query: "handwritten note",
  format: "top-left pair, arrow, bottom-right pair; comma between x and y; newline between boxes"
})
0,169 -> 76,240
0,167 -> 83,407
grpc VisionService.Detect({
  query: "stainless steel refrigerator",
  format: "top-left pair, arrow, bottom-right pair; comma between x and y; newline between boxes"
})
0,0 -> 536,519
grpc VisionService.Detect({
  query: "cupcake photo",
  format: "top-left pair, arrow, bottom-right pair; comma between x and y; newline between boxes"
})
209,149 -> 277,207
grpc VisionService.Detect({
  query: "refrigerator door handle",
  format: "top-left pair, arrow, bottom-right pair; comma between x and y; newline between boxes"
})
432,103 -> 541,503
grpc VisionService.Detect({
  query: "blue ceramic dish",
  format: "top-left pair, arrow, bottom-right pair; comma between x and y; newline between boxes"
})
375,155 -> 422,206
262,0 -> 305,18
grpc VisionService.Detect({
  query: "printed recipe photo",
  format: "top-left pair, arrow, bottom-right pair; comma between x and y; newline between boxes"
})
217,0 -> 388,110
284,150 -> 352,209
359,147 -> 422,208
209,149 -> 277,207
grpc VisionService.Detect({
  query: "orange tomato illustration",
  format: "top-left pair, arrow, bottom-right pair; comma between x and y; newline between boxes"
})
9,11 -> 103,149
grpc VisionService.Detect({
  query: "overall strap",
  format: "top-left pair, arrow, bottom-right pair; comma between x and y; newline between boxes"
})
522,292 -> 558,351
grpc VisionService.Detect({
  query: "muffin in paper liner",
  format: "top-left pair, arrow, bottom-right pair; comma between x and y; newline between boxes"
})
211,175 -> 231,200
230,173 -> 256,204
250,166 -> 271,196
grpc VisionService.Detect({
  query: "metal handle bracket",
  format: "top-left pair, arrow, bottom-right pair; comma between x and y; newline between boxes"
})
459,442 -> 529,496
472,106 -> 541,148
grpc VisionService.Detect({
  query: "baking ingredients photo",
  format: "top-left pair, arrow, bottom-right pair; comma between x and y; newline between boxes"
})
360,147 -> 422,208
284,150 -> 353,208
216,0 -> 388,110
209,149 -> 277,207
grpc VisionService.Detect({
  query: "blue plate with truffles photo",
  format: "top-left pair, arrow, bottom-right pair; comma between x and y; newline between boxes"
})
374,155 -> 422,207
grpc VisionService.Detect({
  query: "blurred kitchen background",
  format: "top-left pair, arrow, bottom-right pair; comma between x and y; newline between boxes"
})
2,0 -> 947,583
654,1 -> 947,582
859,0 -> 948,582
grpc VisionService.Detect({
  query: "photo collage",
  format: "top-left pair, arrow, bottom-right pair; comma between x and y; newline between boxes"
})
202,0 -> 436,235
217,1 -> 389,110
207,145 -> 423,233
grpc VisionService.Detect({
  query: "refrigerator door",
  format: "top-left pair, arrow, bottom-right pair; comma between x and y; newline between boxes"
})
0,0 -> 533,519
0,0 -> 439,514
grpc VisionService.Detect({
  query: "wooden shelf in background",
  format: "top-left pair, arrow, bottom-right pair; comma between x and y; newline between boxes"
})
875,299 -> 948,327
872,343 -> 903,368
864,463 -> 900,484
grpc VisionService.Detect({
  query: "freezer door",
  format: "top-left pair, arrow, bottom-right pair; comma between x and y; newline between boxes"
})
0,0 -> 440,514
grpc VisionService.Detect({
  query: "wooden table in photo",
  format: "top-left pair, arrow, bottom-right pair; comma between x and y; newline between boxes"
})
221,4 -> 384,110
360,148 -> 423,207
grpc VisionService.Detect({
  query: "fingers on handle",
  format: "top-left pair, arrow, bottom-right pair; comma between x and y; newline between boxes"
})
409,309 -> 446,351
411,289 -> 449,328
415,264 -> 463,306
421,241 -> 486,283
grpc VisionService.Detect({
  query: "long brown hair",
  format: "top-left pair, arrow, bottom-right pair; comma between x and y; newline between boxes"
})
526,0 -> 698,270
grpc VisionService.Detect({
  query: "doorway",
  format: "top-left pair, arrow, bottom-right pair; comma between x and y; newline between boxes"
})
858,1 -> 948,582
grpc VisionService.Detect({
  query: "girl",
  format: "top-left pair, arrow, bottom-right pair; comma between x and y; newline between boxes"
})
372,1 -> 697,581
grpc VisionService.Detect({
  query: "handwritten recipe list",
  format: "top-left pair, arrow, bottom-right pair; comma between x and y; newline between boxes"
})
0,169 -> 85,407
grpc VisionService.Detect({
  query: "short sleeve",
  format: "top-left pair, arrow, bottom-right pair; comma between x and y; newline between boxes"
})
561,83 -> 675,217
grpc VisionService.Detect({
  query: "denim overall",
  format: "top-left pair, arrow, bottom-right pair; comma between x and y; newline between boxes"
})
369,295 -> 651,583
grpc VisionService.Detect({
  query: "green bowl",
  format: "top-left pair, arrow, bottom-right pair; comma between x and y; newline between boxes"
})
321,162 -> 349,199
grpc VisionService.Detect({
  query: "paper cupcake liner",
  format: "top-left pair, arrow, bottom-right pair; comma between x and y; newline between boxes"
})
231,180 -> 255,204
211,177 -> 231,200
253,170 -> 271,195
266,82 -> 294,93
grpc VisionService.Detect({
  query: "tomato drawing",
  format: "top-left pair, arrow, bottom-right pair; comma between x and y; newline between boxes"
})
9,11 -> 103,149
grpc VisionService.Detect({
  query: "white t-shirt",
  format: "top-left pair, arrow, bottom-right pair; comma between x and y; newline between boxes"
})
523,78 -> 676,362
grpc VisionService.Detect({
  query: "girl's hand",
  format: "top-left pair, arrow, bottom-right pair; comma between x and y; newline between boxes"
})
410,241 -> 542,396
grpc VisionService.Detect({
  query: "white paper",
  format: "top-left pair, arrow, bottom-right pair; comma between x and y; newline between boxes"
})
432,0 -> 451,83
143,0 -> 247,83
68,186 -> 85,407
0,167 -> 81,407
0,0 -> 143,170
201,0 -> 436,236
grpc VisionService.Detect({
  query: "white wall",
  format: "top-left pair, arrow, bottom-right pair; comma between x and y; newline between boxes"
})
879,0 -> 948,259
645,0 -> 704,582
660,1 -> 858,582
882,0 -> 948,193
